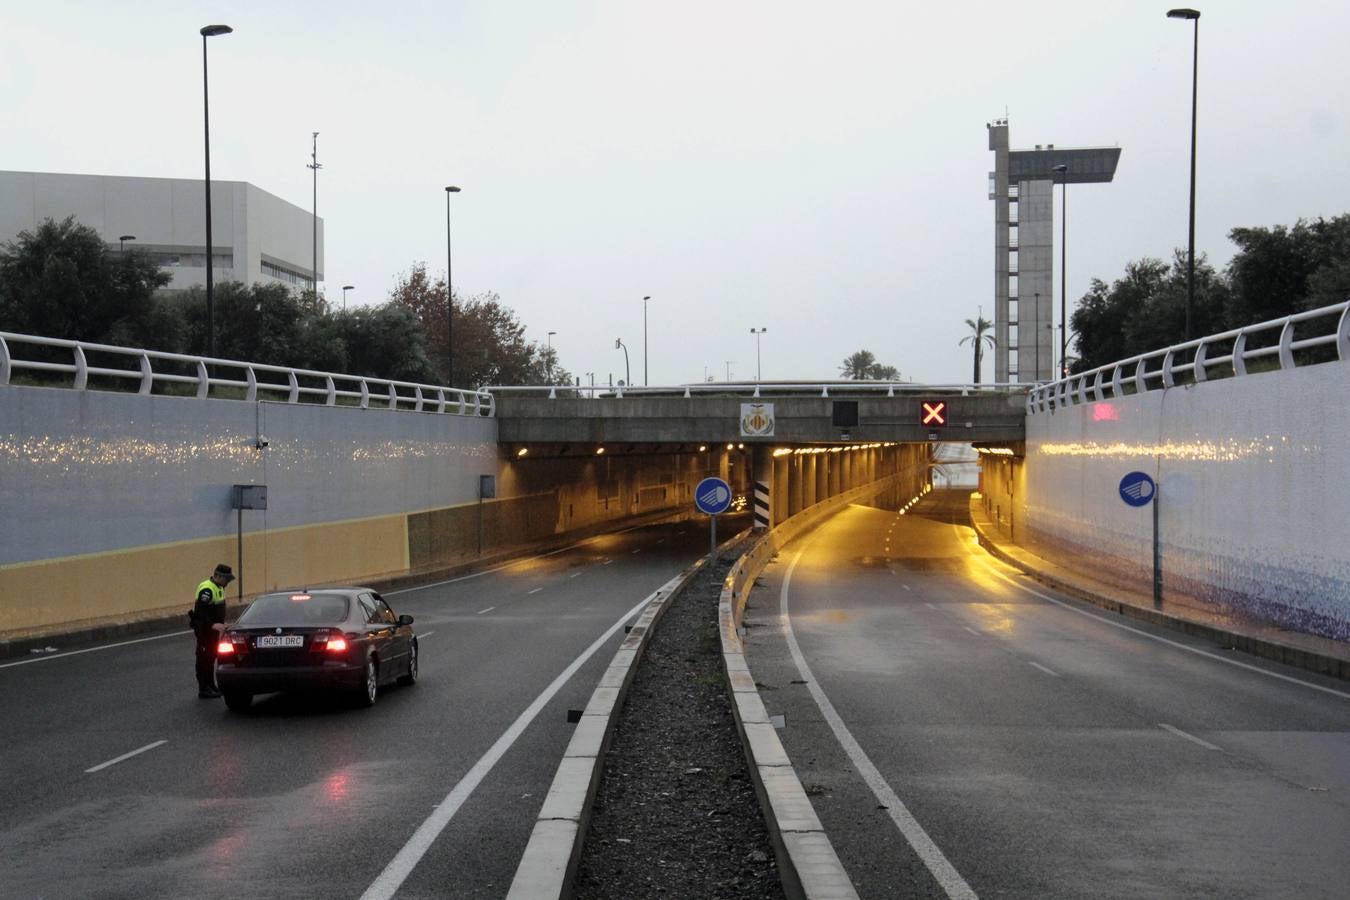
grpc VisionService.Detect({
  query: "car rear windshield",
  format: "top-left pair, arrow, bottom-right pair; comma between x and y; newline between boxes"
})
237,593 -> 350,626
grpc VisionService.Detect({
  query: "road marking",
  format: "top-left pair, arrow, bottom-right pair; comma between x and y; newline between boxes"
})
962,533 -> 1350,701
1159,723 -> 1221,751
925,602 -> 936,609
417,631 -> 435,640
528,588 -> 543,595
902,584 -> 912,591
360,593 -> 656,900
780,549 -> 976,900
569,572 -> 582,578
963,626 -> 981,637
0,630 -> 191,670
86,740 -> 167,774
602,559 -> 613,566
1028,661 -> 1060,678
632,549 -> 642,554
476,607 -> 495,615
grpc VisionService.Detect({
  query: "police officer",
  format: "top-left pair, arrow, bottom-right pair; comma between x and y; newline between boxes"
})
191,563 -> 234,698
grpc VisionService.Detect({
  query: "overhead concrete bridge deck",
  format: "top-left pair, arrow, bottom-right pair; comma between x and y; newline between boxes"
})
488,382 -> 1029,446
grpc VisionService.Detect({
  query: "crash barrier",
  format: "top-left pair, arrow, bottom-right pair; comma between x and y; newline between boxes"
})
505,530 -> 746,899
0,330 -> 494,415
717,471 -> 925,900
1026,300 -> 1349,414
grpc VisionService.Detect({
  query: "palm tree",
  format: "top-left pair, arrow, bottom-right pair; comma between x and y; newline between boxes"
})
958,316 -> 996,383
839,350 -> 877,379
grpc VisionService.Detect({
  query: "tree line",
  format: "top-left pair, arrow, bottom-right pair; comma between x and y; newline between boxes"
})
0,217 -> 570,388
1070,214 -> 1350,373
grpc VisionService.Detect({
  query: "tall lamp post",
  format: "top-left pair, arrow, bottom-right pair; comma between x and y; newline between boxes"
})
199,23 -> 232,360
444,185 -> 461,385
1168,7 -> 1201,341
118,235 -> 136,254
750,327 -> 767,381
547,331 -> 557,380
342,284 -> 354,312
642,295 -> 652,386
308,132 -> 321,295
615,338 -> 630,386
1032,291 -> 1040,380
1052,163 -> 1068,378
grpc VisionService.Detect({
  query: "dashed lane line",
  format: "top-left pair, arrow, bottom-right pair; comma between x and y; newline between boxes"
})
86,740 -> 167,774
528,588 -> 543,595
476,607 -> 495,615
0,631 -> 191,670
1159,723 -> 1221,751
1028,661 -> 1060,678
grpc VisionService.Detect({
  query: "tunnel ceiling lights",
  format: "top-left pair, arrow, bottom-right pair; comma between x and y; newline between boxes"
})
596,447 -> 605,455
516,447 -> 529,457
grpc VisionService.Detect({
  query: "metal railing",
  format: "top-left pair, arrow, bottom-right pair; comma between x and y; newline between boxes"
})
484,381 -> 1029,400
0,331 -> 494,416
1026,300 -> 1350,415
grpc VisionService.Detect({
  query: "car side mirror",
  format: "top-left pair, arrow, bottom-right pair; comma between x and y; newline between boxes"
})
398,614 -> 414,627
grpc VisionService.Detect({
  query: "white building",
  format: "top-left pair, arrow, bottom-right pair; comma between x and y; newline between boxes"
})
0,170 -> 322,291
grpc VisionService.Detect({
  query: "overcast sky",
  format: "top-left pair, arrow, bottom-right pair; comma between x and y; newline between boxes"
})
3,0 -> 1346,385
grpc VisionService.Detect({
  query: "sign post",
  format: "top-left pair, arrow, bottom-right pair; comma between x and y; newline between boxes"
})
694,476 -> 733,557
1118,471 -> 1160,606
230,485 -> 268,601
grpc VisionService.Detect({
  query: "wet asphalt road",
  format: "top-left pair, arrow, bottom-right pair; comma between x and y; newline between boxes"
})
742,489 -> 1350,899
0,519 -> 726,900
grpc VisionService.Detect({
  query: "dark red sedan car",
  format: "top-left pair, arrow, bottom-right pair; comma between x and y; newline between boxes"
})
215,587 -> 417,711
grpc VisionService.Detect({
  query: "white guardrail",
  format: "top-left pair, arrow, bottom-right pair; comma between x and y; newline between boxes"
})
0,331 -> 494,416
1027,300 -> 1350,415
482,381 -> 1028,400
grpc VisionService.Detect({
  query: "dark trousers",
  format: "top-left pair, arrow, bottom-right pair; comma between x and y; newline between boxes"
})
195,627 -> 217,690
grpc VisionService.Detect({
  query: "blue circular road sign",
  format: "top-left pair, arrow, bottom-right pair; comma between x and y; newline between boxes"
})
1119,471 -> 1156,507
694,477 -> 733,515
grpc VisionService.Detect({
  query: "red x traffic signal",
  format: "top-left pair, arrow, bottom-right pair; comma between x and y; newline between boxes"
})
921,401 -> 946,426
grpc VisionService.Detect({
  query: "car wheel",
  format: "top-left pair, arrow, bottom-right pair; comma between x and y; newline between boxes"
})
356,656 -> 379,707
398,640 -> 418,686
223,691 -> 252,712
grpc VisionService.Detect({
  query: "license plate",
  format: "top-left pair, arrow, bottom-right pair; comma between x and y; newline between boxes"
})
256,635 -> 304,648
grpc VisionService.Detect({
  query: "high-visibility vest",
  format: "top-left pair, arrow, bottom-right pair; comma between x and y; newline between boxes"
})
196,579 -> 225,605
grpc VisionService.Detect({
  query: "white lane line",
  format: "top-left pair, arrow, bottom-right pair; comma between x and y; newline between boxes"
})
963,626 -> 981,637
86,740 -> 167,774
780,549 -> 976,900
476,607 -> 495,615
1028,661 -> 1060,678
902,584 -> 912,591
528,588 -> 543,595
602,559 -> 613,566
632,549 -> 642,555
925,602 -> 937,610
569,572 -> 582,579
1158,723 -> 1221,751
962,529 -> 1350,701
360,593 -> 655,900
417,631 -> 435,640
0,630 -> 191,670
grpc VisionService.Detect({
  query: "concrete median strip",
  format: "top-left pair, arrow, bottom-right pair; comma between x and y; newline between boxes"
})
505,546 -> 725,899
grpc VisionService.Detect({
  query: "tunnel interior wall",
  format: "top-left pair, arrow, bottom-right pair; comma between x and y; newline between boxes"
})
1017,361 -> 1350,641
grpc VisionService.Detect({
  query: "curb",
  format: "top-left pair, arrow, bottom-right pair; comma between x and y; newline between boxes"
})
504,529 -> 748,899
967,500 -> 1350,682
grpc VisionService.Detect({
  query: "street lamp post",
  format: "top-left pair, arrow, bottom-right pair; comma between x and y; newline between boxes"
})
342,284 -> 354,313
199,23 -> 232,360
1168,7 -> 1201,341
445,185 -> 461,385
642,296 -> 652,386
118,235 -> 136,254
750,327 -> 767,380
1033,291 -> 1040,380
1053,163 -> 1068,378
615,338 -> 630,386
308,133 -> 321,295
547,331 -> 556,380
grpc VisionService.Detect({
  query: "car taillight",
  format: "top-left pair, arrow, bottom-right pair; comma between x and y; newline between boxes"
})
310,629 -> 349,653
217,640 -> 234,655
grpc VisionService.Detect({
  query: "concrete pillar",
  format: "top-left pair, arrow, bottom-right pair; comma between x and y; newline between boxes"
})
815,454 -> 828,505
803,455 -> 816,508
773,456 -> 789,527
789,456 -> 804,517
